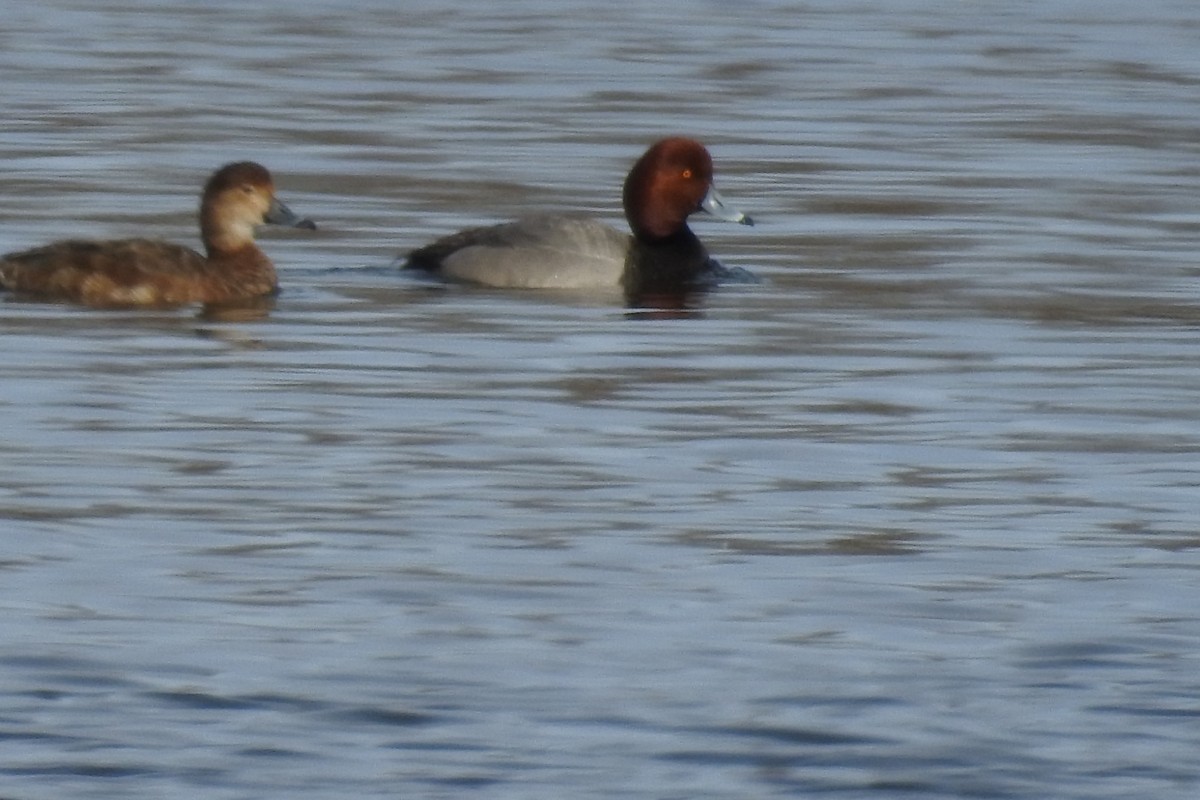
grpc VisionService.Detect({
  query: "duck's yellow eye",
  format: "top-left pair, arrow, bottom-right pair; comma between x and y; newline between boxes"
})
681,169 -> 693,179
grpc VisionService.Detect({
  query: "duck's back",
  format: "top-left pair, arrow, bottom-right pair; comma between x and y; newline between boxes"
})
405,214 -> 631,289
0,239 -> 270,307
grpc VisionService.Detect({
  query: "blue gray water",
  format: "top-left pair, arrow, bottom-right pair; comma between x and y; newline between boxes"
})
2,1 -> 1199,798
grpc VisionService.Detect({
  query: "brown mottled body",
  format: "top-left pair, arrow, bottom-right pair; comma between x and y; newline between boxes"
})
0,162 -> 313,309
0,239 -> 275,308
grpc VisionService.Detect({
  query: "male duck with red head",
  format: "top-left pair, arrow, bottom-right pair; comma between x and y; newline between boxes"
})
0,161 -> 315,309
402,137 -> 753,298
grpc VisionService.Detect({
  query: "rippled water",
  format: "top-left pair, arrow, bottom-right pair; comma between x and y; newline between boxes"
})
2,1 -> 1200,798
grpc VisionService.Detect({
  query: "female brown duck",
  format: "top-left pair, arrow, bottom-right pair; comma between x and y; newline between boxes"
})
0,161 -> 315,309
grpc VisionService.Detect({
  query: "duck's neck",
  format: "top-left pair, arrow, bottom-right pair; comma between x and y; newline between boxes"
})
201,215 -> 272,272
623,225 -> 710,292
203,240 -> 267,265
631,226 -> 706,266
204,246 -> 277,306
200,205 -> 257,255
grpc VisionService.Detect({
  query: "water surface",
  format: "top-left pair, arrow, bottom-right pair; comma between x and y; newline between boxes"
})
2,2 -> 1200,798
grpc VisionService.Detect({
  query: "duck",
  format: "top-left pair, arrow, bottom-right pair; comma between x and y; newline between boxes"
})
401,137 -> 753,298
0,161 -> 315,309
